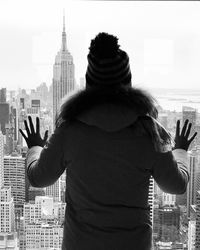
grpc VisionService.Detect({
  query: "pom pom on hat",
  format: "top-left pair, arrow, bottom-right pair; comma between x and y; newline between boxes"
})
89,32 -> 120,59
86,32 -> 132,88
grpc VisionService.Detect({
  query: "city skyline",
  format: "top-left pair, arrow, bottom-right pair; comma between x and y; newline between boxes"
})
0,0 -> 200,90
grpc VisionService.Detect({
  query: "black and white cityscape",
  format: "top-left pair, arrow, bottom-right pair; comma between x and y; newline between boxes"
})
0,1 -> 200,249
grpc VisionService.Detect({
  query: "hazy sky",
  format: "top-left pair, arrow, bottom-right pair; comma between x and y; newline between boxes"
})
0,0 -> 200,90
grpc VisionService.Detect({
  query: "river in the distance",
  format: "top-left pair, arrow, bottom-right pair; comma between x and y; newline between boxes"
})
150,88 -> 200,112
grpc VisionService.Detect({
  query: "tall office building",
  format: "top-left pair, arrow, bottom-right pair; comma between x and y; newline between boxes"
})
188,205 -> 196,250
0,186 -> 18,250
50,16 -> 73,202
149,176 -> 154,225
0,88 -> 6,103
4,153 -> 26,219
52,15 -> 75,125
10,105 -> 17,142
195,191 -> 200,249
158,205 -> 180,241
0,88 -> 10,136
182,106 -> 197,148
0,186 -> 15,232
176,149 -> 197,208
0,130 -> 4,188
0,103 -> 9,135
187,151 -> 199,218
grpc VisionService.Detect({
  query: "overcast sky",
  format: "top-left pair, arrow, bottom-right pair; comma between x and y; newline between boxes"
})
0,0 -> 200,91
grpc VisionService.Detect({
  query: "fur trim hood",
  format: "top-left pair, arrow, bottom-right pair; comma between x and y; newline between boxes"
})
56,86 -> 158,132
55,86 -> 173,152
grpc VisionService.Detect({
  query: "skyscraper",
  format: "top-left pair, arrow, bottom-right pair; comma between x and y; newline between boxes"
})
0,103 -> 9,135
0,130 -> 4,188
3,153 -> 26,219
187,151 -> 198,218
149,176 -> 154,225
195,191 -> 200,249
182,106 -> 197,148
0,88 -> 6,103
188,205 -> 196,250
0,186 -> 15,232
52,15 -> 75,126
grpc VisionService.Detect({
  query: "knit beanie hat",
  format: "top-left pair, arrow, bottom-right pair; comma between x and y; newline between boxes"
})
85,32 -> 132,88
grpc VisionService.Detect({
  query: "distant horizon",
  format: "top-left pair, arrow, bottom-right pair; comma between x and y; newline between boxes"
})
3,84 -> 200,92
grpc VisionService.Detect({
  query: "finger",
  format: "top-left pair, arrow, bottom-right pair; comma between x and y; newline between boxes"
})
36,117 -> 40,134
185,123 -> 192,138
28,116 -> 35,134
181,119 -> 189,137
188,132 -> 197,144
24,120 -> 30,135
43,130 -> 48,142
19,129 -> 28,141
175,120 -> 180,137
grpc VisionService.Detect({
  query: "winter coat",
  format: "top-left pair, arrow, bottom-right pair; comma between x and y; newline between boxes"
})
26,86 -> 189,250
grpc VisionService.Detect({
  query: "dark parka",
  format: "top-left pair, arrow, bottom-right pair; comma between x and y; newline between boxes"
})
26,86 -> 189,250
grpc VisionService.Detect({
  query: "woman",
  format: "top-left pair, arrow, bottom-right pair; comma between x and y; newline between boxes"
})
20,33 -> 197,250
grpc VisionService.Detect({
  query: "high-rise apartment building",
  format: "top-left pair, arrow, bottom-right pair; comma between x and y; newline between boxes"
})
0,130 -> 4,188
195,190 -> 200,249
158,205 -> 180,242
52,15 -> 75,125
0,88 -> 7,103
149,176 -> 154,225
176,148 -> 194,208
4,153 -> 26,219
10,104 -> 18,142
0,186 -> 18,249
187,151 -> 199,218
0,103 -> 9,135
188,205 -> 196,250
0,186 -> 15,232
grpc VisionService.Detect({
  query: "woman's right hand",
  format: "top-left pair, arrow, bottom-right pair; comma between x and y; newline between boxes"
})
173,119 -> 197,151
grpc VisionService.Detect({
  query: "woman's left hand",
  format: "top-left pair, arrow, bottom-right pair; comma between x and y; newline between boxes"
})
19,116 -> 48,148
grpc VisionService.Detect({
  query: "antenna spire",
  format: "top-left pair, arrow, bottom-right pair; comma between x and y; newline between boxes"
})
63,9 -> 65,32
62,9 -> 66,51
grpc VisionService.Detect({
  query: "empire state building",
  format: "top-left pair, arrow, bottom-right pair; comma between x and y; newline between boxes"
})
52,15 -> 75,125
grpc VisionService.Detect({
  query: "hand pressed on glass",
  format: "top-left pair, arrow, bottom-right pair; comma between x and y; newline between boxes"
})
19,116 -> 48,148
174,119 -> 197,151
